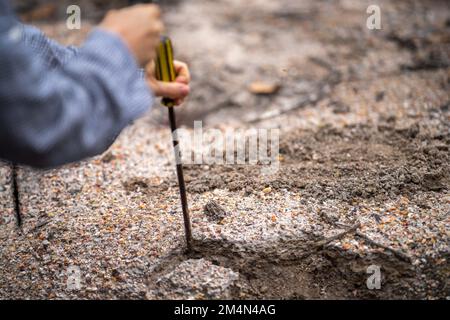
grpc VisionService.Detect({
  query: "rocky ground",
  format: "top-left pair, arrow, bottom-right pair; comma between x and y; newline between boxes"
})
0,0 -> 449,299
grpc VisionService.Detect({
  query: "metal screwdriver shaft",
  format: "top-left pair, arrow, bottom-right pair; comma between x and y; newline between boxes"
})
155,36 -> 193,251
167,107 -> 193,251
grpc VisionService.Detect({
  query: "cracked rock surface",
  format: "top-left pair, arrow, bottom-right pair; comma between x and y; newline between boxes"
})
146,258 -> 239,300
1,0 -> 449,299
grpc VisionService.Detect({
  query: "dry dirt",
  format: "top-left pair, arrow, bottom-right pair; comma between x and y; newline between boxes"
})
0,0 -> 449,299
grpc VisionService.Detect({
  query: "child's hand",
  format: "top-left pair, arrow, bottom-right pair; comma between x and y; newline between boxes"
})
99,4 -> 163,66
146,60 -> 190,106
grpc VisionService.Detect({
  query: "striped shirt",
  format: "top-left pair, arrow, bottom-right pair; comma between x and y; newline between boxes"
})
0,0 -> 153,168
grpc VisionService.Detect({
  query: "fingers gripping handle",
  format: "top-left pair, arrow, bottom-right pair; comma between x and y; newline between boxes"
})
155,36 -> 176,107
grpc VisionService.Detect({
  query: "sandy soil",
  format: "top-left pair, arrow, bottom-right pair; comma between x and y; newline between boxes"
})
0,0 -> 449,299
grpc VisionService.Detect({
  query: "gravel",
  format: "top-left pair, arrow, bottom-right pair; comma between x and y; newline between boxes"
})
0,0 -> 449,299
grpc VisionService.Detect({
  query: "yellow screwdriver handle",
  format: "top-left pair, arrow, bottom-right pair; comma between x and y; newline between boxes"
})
155,36 -> 176,107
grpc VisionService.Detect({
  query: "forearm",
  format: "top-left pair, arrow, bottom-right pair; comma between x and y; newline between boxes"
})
20,24 -> 79,68
0,23 -> 153,168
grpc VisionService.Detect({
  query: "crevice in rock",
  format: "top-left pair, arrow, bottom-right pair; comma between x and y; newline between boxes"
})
145,228 -> 427,299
